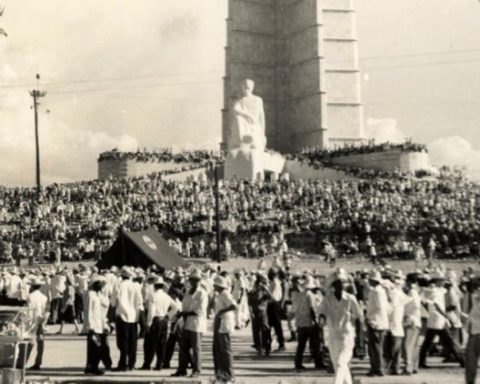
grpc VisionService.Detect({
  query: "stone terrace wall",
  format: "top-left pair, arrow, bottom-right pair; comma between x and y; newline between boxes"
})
284,159 -> 356,181
329,149 -> 430,172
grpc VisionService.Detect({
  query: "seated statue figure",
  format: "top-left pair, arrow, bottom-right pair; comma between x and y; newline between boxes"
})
229,79 -> 266,151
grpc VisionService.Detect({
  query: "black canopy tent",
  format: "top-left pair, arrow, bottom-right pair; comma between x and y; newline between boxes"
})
97,229 -> 187,270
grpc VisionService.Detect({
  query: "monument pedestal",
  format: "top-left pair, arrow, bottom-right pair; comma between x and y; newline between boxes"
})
224,145 -> 286,181
224,145 -> 265,181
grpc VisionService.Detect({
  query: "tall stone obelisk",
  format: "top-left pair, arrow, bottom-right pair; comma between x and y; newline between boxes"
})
221,0 -> 364,154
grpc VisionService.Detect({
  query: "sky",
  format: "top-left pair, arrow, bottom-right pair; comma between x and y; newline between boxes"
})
1,0 -> 480,186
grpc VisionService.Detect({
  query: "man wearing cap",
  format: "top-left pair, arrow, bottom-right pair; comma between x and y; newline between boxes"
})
142,276 -> 174,371
318,269 -> 363,384
111,266 -> 144,371
419,271 -> 464,369
365,270 -> 390,377
293,275 -> 322,372
172,268 -> 208,378
28,277 -> 49,371
213,275 -> 237,383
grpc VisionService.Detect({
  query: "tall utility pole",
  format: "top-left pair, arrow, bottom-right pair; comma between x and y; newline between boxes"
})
213,163 -> 222,263
29,74 -> 47,196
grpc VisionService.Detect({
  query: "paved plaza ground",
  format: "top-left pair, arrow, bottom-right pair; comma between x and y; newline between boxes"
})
24,323 -> 465,384
22,256 -> 476,384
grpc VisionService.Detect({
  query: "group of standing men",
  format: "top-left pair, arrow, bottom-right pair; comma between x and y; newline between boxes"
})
3,261 -> 480,384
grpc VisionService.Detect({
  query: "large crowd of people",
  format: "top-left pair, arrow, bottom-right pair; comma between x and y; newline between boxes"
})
98,148 -> 223,164
0,166 -> 479,266
1,260 -> 479,384
291,140 -> 428,165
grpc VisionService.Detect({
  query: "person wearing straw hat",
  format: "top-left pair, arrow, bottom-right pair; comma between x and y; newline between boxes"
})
293,275 -> 322,372
27,276 -> 49,371
365,269 -> 390,377
248,272 -> 272,357
384,270 -> 409,375
171,268 -> 208,378
465,274 -> 480,384
212,275 -> 237,383
141,276 -> 174,371
419,270 -> 465,369
318,268 -> 362,384
111,266 -> 144,371
85,275 -> 109,375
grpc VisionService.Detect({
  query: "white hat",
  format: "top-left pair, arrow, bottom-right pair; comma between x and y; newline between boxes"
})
189,268 -> 202,280
213,276 -> 228,289
303,275 -> 317,289
30,277 -> 44,286
329,268 -> 348,286
120,266 -> 133,278
431,271 -> 446,281
91,275 -> 107,284
153,276 -> 165,285
369,270 -> 382,283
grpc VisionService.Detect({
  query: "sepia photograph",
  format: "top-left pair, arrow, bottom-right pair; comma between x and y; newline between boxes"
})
0,1 -> 480,384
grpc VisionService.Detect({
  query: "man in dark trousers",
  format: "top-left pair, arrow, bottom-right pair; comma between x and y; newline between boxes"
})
267,268 -> 285,351
142,276 -> 174,370
419,271 -> 465,369
28,277 -> 49,371
171,269 -> 208,378
248,273 -> 272,356
85,276 -> 109,375
111,267 -> 143,371
212,276 -> 237,382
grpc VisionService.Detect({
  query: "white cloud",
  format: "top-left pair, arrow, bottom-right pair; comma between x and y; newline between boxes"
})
365,118 -> 405,143
428,136 -> 480,170
0,91 -> 138,186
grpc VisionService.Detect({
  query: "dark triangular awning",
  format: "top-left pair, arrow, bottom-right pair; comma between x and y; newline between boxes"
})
97,229 -> 187,270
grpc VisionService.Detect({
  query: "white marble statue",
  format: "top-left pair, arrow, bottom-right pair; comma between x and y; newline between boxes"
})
229,79 -> 266,151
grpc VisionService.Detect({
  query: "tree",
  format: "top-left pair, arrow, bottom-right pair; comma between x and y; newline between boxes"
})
0,6 -> 7,37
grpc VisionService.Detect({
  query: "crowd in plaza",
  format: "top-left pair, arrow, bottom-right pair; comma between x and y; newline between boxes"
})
1,259 -> 480,384
0,165 -> 479,266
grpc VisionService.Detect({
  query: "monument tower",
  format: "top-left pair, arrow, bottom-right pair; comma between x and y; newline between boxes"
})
221,0 -> 364,153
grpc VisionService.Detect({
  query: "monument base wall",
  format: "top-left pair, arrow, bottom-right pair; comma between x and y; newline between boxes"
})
284,160 -> 357,181
98,160 -> 204,180
328,149 -> 430,172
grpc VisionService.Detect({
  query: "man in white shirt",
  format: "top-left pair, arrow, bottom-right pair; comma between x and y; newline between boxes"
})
141,276 -> 174,371
419,271 -> 464,369
172,269 -> 208,378
111,266 -> 143,371
365,270 -> 390,377
403,273 -> 422,375
465,275 -> 480,384
384,271 -> 410,375
28,277 -> 49,371
232,269 -> 248,329
49,270 -> 66,324
319,269 -> 363,384
7,267 -> 23,306
293,275 -> 321,372
267,268 -> 285,351
85,276 -> 109,375
213,276 -> 237,383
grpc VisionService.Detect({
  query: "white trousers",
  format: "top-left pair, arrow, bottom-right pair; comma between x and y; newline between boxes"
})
328,333 -> 355,384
